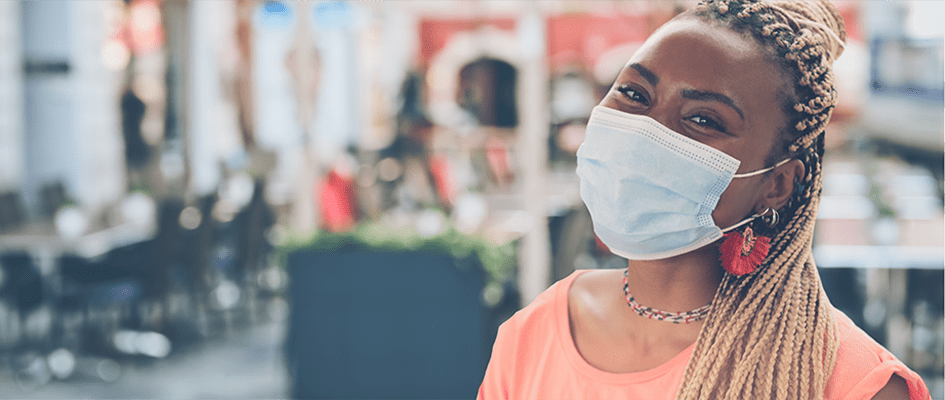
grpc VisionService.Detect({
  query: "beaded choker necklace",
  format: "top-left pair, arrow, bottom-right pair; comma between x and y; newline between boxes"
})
622,269 -> 711,324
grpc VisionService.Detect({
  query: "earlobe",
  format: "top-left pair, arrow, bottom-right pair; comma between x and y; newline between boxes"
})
764,159 -> 805,211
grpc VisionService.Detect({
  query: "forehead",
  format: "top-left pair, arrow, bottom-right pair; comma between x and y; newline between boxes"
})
636,17 -> 761,63
627,18 -> 788,118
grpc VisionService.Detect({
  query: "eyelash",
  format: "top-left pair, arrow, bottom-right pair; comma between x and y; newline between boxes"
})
616,85 -> 649,106
686,115 -> 727,133
617,85 -> 728,134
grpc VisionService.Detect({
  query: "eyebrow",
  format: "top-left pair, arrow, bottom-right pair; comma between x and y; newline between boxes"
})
629,63 -> 659,87
681,89 -> 745,120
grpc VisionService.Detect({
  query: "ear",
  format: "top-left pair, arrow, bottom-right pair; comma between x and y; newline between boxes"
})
761,159 -> 804,211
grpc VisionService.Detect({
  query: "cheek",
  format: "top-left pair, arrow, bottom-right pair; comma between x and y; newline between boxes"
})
712,178 -> 762,228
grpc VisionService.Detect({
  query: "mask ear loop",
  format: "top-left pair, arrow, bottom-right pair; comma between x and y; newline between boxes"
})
720,207 -> 779,233
721,209 -> 764,233
732,158 -> 792,178
721,158 -> 792,232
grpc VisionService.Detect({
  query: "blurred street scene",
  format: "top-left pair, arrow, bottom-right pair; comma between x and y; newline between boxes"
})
0,0 -> 940,398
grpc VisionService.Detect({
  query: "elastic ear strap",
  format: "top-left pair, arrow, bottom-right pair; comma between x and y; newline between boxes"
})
732,158 -> 791,178
720,212 -> 762,233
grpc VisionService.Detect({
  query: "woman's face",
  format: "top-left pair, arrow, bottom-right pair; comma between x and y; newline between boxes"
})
599,17 -> 792,229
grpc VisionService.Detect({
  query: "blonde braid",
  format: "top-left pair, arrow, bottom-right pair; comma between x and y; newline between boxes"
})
675,1 -> 846,399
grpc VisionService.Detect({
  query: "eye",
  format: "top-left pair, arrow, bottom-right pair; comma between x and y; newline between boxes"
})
686,114 -> 727,133
616,85 -> 649,106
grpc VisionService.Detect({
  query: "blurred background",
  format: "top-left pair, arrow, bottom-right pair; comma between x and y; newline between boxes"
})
0,0 -> 940,398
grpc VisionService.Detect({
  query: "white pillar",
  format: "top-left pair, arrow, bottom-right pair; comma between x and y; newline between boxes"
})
21,1 -> 124,211
20,1 -> 125,210
252,0 -> 304,213
72,0 -> 125,208
291,0 -> 319,234
21,0 -> 76,212
0,1 -> 23,192
188,0 -> 235,196
516,8 -> 551,304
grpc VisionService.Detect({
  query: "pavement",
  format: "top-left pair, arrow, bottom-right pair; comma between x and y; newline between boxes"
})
0,320 -> 289,399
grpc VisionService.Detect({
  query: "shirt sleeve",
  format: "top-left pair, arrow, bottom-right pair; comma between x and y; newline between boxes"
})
827,309 -> 932,400
478,321 -> 515,400
839,361 -> 931,400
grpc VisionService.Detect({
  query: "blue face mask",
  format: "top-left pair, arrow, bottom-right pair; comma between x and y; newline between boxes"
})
576,106 -> 788,260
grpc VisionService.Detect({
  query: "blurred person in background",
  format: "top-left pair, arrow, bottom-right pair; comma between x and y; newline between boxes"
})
478,0 -> 931,399
373,72 -> 452,214
120,57 -> 151,191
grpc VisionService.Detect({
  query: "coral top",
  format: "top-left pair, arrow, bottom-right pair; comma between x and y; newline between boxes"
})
478,270 -> 931,400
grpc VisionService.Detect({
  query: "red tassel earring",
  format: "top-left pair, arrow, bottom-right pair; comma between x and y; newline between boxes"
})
719,208 -> 777,276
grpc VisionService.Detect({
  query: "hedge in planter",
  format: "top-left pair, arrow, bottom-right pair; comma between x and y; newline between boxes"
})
279,224 -> 517,399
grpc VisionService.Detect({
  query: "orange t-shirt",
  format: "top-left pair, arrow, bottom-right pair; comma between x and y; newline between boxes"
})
478,270 -> 931,400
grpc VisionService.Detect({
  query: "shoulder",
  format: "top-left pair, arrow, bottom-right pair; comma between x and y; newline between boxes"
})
479,270 -> 589,399
495,270 -> 613,342
568,268 -> 624,321
500,270 -> 586,333
489,269 -> 622,371
825,308 -> 931,400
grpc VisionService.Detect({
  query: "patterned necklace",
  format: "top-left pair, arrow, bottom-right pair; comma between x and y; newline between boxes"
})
622,269 -> 711,324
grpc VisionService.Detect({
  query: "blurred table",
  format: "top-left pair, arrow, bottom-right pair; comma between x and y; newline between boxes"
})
0,220 -> 156,264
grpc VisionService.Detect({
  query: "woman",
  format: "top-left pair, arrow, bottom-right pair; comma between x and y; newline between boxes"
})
478,0 -> 931,399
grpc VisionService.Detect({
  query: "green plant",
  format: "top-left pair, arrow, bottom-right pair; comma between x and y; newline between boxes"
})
275,222 -> 517,286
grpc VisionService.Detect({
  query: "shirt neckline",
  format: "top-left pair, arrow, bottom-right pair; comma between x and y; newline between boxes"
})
554,269 -> 697,385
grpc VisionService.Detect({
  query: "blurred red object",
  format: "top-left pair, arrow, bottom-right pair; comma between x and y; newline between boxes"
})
128,0 -> 164,55
318,168 -> 358,232
486,136 -> 513,186
429,155 -> 456,207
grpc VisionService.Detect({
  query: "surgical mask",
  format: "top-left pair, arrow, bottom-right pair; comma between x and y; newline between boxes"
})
576,106 -> 789,260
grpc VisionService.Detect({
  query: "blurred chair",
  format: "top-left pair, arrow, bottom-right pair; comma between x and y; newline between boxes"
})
0,191 -> 27,231
39,181 -> 69,220
0,253 -> 42,350
58,254 -> 143,354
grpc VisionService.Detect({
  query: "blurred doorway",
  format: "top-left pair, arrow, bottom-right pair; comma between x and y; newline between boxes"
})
457,58 -> 518,128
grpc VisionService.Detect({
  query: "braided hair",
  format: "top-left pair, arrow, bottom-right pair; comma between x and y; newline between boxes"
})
673,1 -> 847,399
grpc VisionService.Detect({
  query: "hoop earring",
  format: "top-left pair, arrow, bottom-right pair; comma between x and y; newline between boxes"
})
761,208 -> 779,228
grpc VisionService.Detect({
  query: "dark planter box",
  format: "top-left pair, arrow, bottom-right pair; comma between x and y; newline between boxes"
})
286,249 -> 492,399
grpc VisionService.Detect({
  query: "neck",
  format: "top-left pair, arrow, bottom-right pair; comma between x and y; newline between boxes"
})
623,244 -> 723,313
